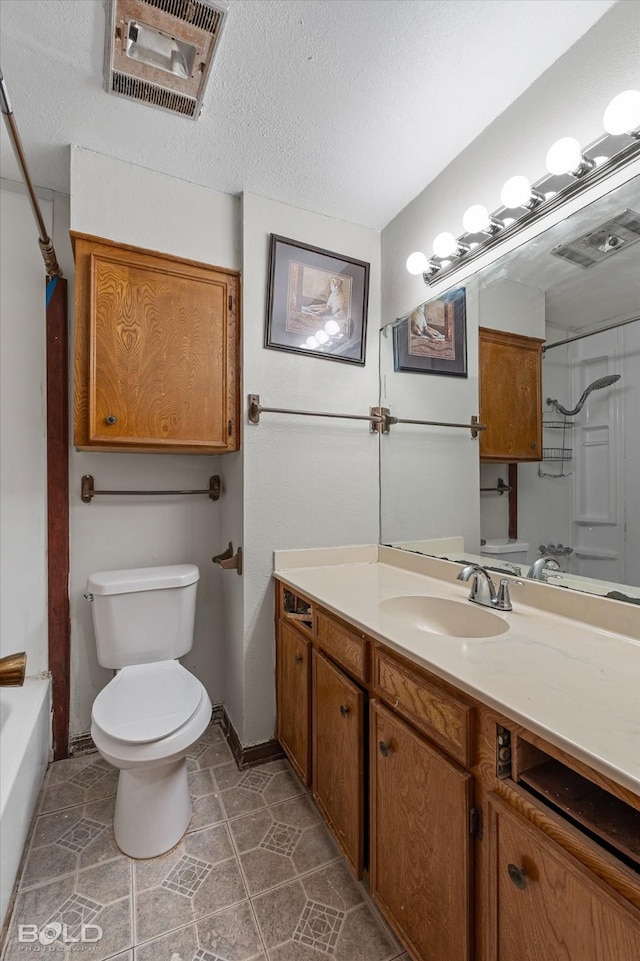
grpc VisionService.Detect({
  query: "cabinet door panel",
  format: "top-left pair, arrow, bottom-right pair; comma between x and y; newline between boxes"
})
488,793 -> 640,961
370,700 -> 473,961
277,622 -> 311,785
312,649 -> 365,877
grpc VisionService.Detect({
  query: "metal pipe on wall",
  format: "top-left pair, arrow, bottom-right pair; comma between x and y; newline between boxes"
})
0,69 -> 62,279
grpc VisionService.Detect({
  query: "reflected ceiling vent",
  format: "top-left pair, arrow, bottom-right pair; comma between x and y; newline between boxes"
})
105,0 -> 228,119
551,208 -> 640,268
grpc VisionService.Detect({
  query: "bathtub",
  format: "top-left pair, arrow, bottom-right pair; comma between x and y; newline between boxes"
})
0,678 -> 50,932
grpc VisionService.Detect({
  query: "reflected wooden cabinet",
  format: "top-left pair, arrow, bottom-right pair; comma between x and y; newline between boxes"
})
370,700 -> 474,961
276,621 -> 311,785
488,794 -> 640,960
479,327 -> 543,462
312,649 -> 365,877
72,233 -> 240,453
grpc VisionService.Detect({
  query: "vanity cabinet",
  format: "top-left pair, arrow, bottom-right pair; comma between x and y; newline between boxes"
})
370,700 -> 474,961
488,794 -> 640,960
312,649 -> 365,876
72,232 -> 240,453
479,327 -> 543,462
276,619 -> 311,785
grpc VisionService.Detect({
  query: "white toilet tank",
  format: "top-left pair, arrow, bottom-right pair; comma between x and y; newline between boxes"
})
87,564 -> 199,669
480,539 -> 529,566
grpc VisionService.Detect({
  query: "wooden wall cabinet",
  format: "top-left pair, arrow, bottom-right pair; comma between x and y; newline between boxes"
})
72,233 -> 240,453
479,327 -> 543,462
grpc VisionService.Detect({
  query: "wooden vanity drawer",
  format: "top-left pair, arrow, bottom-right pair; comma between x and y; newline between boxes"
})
372,646 -> 473,766
316,610 -> 369,683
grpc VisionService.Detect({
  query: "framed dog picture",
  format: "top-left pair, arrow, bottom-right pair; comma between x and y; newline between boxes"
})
265,234 -> 370,366
393,286 -> 467,377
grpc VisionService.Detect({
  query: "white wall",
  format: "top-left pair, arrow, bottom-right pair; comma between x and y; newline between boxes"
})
231,192 -> 381,745
68,148 -> 240,735
380,1 -> 640,553
0,185 -> 51,675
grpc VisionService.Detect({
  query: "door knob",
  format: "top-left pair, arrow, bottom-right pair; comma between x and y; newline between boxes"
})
105,414 -> 117,425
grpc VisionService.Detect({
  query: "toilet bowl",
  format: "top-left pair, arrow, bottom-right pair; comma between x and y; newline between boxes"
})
480,538 -> 529,570
87,564 -> 213,859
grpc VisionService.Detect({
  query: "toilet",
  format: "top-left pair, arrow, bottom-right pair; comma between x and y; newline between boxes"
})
87,564 -> 212,859
480,538 -> 530,570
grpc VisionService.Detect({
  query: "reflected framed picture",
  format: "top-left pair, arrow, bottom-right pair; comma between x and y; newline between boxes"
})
392,286 -> 467,377
265,234 -> 370,366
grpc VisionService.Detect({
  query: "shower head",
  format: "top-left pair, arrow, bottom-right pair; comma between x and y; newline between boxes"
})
547,374 -> 621,417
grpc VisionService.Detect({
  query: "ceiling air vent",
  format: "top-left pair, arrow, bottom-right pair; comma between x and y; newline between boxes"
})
105,0 -> 228,120
551,208 -> 640,269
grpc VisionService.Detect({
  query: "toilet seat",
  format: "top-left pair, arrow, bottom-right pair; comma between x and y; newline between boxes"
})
92,660 -> 203,744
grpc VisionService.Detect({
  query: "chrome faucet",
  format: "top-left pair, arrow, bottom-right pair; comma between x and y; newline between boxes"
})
457,564 -> 512,611
527,556 -> 562,582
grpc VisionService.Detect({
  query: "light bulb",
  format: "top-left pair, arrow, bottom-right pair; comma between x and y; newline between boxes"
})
433,232 -> 458,258
324,319 -> 340,336
405,251 -> 428,275
501,176 -> 533,208
462,204 -> 492,233
603,90 -> 640,135
306,336 -> 318,349
315,329 -> 329,345
546,137 -> 583,175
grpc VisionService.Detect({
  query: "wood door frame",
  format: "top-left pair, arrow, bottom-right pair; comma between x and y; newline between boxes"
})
46,276 -> 70,760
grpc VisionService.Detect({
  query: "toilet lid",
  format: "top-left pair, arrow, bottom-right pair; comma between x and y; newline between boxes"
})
92,660 -> 203,744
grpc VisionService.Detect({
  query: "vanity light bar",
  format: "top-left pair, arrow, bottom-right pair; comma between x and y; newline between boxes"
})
410,90 -> 640,287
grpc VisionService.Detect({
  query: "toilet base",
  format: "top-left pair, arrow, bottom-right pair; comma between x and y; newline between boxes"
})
114,757 -> 192,859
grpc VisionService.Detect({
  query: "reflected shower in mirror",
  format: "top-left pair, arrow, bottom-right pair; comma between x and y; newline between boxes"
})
380,173 -> 640,603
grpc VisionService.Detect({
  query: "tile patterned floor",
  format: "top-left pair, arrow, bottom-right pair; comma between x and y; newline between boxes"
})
1,724 -> 411,961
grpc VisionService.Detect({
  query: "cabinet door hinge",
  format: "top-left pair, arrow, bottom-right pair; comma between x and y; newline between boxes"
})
469,806 -> 483,838
228,294 -> 233,311
228,419 -> 233,437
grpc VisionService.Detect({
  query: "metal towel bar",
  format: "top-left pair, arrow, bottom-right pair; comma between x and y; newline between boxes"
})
81,474 -> 221,503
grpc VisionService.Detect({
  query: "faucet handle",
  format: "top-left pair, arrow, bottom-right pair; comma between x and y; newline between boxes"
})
495,579 -> 512,612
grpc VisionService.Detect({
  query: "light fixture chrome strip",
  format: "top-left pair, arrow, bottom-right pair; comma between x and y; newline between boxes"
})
422,138 -> 640,287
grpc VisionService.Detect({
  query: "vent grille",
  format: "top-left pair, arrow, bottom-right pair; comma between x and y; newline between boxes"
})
111,71 -> 197,117
552,208 -> 640,269
141,0 -> 223,34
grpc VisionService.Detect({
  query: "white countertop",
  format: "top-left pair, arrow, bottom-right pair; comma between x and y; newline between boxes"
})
274,549 -> 640,796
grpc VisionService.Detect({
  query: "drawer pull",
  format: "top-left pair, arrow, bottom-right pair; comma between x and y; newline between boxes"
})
378,741 -> 392,758
507,863 -> 527,889
340,704 -> 350,718
294,653 -> 303,665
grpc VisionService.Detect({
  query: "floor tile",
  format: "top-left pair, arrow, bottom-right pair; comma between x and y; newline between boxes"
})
39,754 -> 118,815
20,796 -> 123,890
229,795 -> 340,895
251,861 -> 396,961
187,768 -> 225,834
134,900 -> 266,961
2,859 -> 133,961
214,760 -> 306,820
134,824 -> 248,943
187,725 -> 234,772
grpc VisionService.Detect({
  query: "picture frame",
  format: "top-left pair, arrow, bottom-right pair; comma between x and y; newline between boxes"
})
265,234 -> 370,366
392,286 -> 467,377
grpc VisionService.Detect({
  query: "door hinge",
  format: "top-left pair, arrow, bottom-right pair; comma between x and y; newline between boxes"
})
469,806 -> 483,838
228,419 -> 233,436
228,294 -> 233,311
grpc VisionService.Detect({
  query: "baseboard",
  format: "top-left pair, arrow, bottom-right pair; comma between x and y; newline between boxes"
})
68,703 -> 283,770
220,708 -> 285,770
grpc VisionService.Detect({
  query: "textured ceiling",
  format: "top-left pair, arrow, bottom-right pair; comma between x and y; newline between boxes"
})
0,0 -> 617,229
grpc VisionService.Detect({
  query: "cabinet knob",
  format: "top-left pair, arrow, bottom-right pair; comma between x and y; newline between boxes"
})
294,653 -> 303,665
507,863 -> 527,889
530,441 -> 537,449
339,704 -> 350,718
105,414 -> 117,425
378,741 -> 392,757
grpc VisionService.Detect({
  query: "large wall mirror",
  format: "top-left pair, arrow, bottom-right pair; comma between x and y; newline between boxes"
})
380,170 -> 640,604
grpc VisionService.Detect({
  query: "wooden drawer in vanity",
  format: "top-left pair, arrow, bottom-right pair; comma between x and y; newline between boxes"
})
315,609 -> 370,683
372,645 -> 474,767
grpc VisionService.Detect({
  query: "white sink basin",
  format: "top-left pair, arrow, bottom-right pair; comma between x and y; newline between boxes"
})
379,595 -> 509,638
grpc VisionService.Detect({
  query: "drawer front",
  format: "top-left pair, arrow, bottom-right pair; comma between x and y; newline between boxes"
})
316,610 -> 369,683
373,647 -> 472,766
